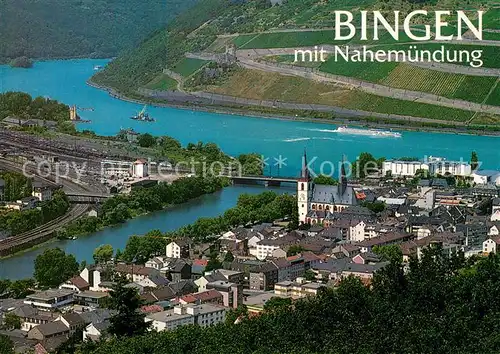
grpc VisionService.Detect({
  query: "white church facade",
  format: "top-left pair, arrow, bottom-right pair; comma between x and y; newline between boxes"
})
297,153 -> 358,225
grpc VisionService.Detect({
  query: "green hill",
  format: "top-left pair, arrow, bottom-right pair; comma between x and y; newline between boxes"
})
0,0 -> 199,62
90,0 -> 500,129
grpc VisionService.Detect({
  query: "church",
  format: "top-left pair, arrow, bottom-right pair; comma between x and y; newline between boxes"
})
297,153 -> 358,225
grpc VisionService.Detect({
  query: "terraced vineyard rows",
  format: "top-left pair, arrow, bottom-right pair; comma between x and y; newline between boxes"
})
318,58 -> 498,104
380,64 -> 498,103
235,29 -> 425,49
483,7 -> 500,29
376,43 -> 500,68
208,68 -> 476,123
145,74 -> 178,90
485,81 -> 500,106
171,58 -> 208,77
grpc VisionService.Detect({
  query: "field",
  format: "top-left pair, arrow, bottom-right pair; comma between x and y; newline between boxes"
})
375,43 -> 500,68
238,30 -> 348,49
485,80 -> 500,106
170,58 -> 208,77
483,8 -> 500,29
320,59 -> 398,82
484,32 -> 500,41
145,74 -> 178,91
319,59 -> 498,103
232,34 -> 258,48
235,28 -> 427,49
207,68 -> 476,123
380,64 -> 498,103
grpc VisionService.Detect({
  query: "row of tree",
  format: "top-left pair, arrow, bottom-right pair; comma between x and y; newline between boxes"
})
75,247 -> 500,354
0,91 -> 69,122
58,176 -> 229,239
115,191 -> 297,264
0,190 -> 70,235
0,171 -> 32,201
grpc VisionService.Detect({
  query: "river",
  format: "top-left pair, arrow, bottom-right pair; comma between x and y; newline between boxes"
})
0,59 -> 499,279
0,185 -> 290,279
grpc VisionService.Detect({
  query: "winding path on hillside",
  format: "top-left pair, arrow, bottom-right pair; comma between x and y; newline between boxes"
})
188,34 -> 500,115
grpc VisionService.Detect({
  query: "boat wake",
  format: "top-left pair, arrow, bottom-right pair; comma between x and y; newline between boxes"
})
283,137 -> 311,142
305,126 -> 401,138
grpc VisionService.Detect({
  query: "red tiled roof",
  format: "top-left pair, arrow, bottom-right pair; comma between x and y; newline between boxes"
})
69,276 -> 90,290
140,305 -> 163,313
180,290 -> 222,303
193,259 -> 208,266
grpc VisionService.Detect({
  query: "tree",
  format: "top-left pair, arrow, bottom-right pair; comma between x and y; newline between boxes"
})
0,335 -> 14,354
108,277 -> 150,337
224,251 -> 234,263
225,305 -> 248,325
372,244 -> 403,264
352,152 -> 384,178
34,248 -> 79,288
0,279 -> 11,295
287,245 -> 305,257
2,312 -> 21,330
9,279 -> 34,299
93,244 -> 114,264
471,151 -> 479,171
304,269 -> 316,281
263,296 -> 292,312
137,133 -> 156,148
313,175 -> 338,185
205,252 -> 223,272
362,201 -> 386,213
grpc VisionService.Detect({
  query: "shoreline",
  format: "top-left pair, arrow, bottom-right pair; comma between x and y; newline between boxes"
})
86,79 -> 500,137
0,184 -> 230,262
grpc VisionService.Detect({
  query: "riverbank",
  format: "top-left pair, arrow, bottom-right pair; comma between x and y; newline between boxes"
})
87,79 -> 500,137
0,185 -> 286,280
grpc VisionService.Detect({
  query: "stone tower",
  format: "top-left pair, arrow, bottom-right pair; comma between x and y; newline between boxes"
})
297,149 -> 311,224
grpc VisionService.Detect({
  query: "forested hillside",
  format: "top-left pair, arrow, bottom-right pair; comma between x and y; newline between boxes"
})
0,0 -> 199,62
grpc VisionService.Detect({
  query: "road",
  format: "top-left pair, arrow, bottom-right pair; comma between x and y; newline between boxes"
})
186,46 -> 500,116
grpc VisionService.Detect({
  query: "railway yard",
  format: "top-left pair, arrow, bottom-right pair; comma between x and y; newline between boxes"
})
0,128 -> 146,257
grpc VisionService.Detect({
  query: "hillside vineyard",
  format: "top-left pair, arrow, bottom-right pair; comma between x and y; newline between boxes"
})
335,10 -> 483,41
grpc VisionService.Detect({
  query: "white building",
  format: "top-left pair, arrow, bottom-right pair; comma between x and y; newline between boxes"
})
80,266 -> 103,292
383,157 -> 473,178
100,160 -> 132,177
483,237 -> 500,254
132,159 -> 149,178
471,170 -> 500,185
382,160 -> 429,177
427,157 -> 471,177
166,239 -> 190,258
24,289 -> 75,310
32,182 -> 53,202
146,304 -> 226,332
488,224 -> 499,236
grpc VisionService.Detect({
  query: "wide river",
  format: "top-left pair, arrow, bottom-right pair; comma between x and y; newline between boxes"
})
0,59 -> 499,279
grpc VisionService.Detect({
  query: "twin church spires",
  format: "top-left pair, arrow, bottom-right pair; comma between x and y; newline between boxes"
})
300,149 -> 348,195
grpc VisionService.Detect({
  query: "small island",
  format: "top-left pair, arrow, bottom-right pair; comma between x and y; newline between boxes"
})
10,56 -> 33,68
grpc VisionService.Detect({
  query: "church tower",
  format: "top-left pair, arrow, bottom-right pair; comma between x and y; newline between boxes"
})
298,149 -> 311,224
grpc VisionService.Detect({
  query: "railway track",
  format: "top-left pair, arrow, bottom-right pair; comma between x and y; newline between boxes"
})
0,129 -> 132,162
0,158 -> 95,256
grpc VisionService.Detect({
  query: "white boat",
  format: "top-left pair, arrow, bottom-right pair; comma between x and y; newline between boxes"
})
336,126 -> 401,138
93,65 -> 103,71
